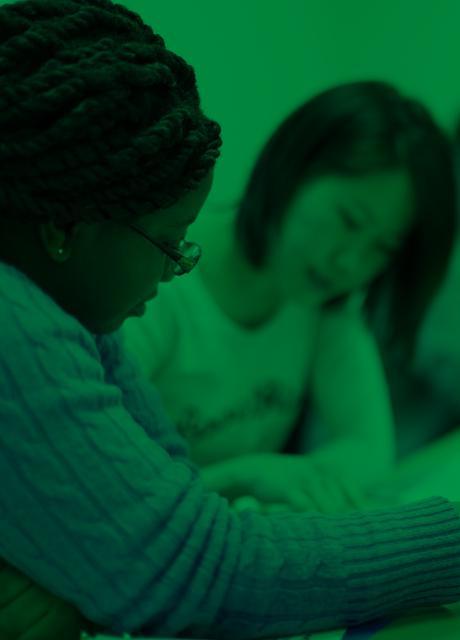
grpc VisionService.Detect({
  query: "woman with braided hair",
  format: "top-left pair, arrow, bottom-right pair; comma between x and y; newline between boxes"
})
1,1 -> 460,639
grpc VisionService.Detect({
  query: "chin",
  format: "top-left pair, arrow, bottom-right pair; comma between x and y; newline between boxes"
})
91,317 -> 124,335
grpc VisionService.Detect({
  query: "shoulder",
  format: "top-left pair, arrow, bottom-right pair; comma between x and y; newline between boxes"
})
0,264 -> 105,399
0,261 -> 93,345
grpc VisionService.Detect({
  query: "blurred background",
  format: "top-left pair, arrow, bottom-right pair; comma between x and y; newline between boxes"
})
122,0 -> 460,205
120,1 -> 460,460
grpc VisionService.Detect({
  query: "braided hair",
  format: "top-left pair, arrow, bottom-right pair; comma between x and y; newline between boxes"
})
0,0 -> 222,227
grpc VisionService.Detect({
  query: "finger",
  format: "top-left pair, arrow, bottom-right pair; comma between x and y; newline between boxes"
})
286,489 -> 320,513
232,496 -> 264,513
262,503 -> 293,514
364,486 -> 402,509
0,574 -> 34,608
20,602 -> 83,640
336,478 -> 372,511
309,464 -> 370,513
300,471 -> 347,514
0,587 -> 53,638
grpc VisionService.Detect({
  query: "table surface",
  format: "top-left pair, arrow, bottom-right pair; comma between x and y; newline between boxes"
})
89,603 -> 460,640
311,601 -> 460,639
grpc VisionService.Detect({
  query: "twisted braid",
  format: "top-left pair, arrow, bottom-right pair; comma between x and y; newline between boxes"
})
0,0 -> 222,225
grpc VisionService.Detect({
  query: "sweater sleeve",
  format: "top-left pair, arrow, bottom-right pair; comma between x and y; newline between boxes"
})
93,330 -> 193,464
1,306 -> 460,639
121,289 -> 180,382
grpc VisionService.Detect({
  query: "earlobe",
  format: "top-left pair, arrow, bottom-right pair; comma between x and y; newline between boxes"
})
38,222 -> 69,260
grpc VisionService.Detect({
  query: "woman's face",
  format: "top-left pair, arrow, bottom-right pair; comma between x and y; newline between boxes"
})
1,171 -> 214,335
267,169 -> 415,305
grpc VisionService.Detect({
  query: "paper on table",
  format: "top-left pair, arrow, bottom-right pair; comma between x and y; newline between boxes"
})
88,631 -> 346,639
309,629 -> 345,639
87,636 -> 205,639
273,630 -> 345,640
88,637 -> 205,639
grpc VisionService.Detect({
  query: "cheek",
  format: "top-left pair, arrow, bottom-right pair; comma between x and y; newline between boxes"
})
131,250 -> 166,290
99,256 -> 165,321
361,252 -> 392,280
271,249 -> 309,302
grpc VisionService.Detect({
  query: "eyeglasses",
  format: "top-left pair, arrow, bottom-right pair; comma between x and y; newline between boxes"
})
124,221 -> 202,276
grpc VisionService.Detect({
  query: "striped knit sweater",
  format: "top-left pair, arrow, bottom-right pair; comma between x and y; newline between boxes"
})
1,260 -> 460,639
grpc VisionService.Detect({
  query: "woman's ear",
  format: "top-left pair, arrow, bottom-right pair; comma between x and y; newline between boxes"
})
38,220 -> 81,261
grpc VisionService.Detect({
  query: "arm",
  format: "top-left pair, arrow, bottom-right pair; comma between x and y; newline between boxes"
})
306,295 -> 396,488
96,330 -> 196,467
3,298 -> 460,639
0,560 -> 84,640
376,424 -> 460,495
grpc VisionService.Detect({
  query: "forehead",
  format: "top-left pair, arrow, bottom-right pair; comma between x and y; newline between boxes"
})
137,171 -> 214,234
290,169 -> 414,224
294,169 -> 410,202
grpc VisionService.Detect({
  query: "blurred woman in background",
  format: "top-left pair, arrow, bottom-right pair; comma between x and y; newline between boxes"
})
122,79 -> 457,514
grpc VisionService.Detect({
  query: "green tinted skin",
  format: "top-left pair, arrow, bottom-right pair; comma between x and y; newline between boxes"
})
269,169 -> 415,305
0,171 -> 214,335
191,168 -> 416,512
196,168 -> 415,328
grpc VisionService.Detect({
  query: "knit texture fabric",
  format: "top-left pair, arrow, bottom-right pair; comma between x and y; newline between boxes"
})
1,261 -> 460,639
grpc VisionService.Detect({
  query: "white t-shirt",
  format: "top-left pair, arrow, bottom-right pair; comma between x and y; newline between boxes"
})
122,267 -> 321,466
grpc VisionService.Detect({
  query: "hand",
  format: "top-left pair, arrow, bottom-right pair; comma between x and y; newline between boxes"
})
231,496 -> 292,514
0,560 -> 83,640
206,453 -> 374,515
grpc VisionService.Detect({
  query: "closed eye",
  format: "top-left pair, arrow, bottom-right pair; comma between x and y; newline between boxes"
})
339,208 -> 361,231
338,206 -> 399,256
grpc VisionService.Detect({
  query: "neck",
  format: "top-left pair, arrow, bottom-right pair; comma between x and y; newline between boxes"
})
196,212 -> 282,328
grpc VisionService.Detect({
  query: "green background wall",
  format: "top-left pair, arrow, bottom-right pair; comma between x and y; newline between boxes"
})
122,0 -> 460,214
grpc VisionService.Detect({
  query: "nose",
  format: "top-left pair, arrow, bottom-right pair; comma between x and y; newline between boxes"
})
330,247 -> 362,280
161,258 -> 175,282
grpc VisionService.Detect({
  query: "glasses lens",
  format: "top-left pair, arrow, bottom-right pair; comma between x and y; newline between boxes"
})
183,242 -> 201,260
173,242 -> 201,275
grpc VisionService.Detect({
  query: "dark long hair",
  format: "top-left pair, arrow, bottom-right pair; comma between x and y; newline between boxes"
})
234,81 -> 457,368
0,0 -> 222,228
